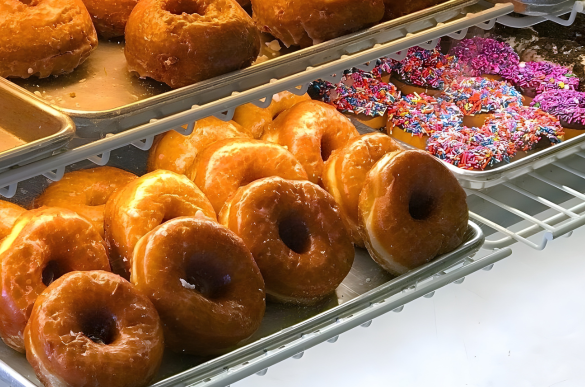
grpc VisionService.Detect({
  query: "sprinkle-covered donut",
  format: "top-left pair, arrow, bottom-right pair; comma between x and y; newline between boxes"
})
0,200 -> 26,240
532,90 -> 585,139
449,37 -> 520,80
508,61 -> 579,103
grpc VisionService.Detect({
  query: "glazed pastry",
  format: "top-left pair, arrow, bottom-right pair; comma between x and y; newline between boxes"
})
383,0 -> 448,20
359,150 -> 468,275
449,37 -> 520,81
532,90 -> 585,139
507,61 -> 579,104
261,100 -> 359,185
220,177 -> 354,304
25,271 -> 164,387
0,200 -> 26,240
0,208 -> 110,352
132,217 -> 265,355
82,0 -> 139,38
147,117 -> 249,175
0,0 -> 98,78
34,167 -> 137,237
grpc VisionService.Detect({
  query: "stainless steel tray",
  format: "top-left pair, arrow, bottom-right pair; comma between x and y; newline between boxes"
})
0,78 -> 74,171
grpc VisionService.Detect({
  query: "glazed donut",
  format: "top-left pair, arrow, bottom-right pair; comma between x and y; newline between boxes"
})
25,271 -> 164,387
387,93 -> 463,149
104,169 -> 216,279
147,117 -> 249,175
81,0 -> 139,38
383,0 -> 447,20
220,177 -> 354,304
0,0 -> 98,79
187,138 -> 308,212
322,133 -> 402,246
0,207 -> 110,352
532,90 -> 585,139
261,100 -> 359,185
510,62 -> 579,104
251,0 -> 385,48
232,91 -> 311,138
358,150 -> 468,275
34,167 -> 137,237
0,200 -> 26,240
449,37 -> 520,80
125,0 -> 260,89
132,217 -> 265,355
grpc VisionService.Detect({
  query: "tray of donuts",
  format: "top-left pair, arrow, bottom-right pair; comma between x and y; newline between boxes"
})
1,0 -> 479,138
308,34 -> 585,190
0,98 -> 485,387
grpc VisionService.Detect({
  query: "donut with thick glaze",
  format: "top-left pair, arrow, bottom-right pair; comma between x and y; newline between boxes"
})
0,200 -> 26,240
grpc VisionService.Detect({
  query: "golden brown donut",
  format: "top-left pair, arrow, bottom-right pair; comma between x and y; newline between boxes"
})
125,0 -> 261,89
0,0 -> 98,79
383,0 -> 448,20
187,138 -> 308,213
82,0 -> 139,38
104,169 -> 216,279
147,117 -> 249,175
25,271 -> 164,387
220,177 -> 354,304
359,150 -> 468,275
0,208 -> 110,352
322,133 -> 403,247
0,200 -> 26,240
132,217 -> 265,355
261,100 -> 359,185
251,0 -> 385,48
34,167 -> 137,237
232,91 -> 311,138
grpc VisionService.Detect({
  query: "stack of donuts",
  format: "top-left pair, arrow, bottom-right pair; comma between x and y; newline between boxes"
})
0,95 -> 469,387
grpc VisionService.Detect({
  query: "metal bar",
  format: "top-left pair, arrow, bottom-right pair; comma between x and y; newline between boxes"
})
502,182 -> 579,218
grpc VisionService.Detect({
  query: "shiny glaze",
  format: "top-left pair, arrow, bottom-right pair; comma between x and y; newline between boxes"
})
251,0 -> 385,47
82,0 -> 139,38
34,167 -> 137,237
187,138 -> 308,213
25,271 -> 164,387
0,0 -> 98,78
322,133 -> 403,246
125,0 -> 260,89
0,208 -> 110,352
0,200 -> 26,240
220,177 -> 354,305
147,117 -> 249,175
132,217 -> 265,355
232,91 -> 311,138
358,150 -> 469,275
387,124 -> 429,150
104,170 -> 216,279
262,100 -> 359,185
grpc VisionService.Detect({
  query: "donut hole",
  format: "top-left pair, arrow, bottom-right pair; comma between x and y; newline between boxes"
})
320,136 -> 334,161
279,215 -> 311,254
42,261 -> 66,287
17,0 -> 40,5
165,0 -> 205,15
409,191 -> 436,221
184,253 -> 231,299
79,309 -> 117,345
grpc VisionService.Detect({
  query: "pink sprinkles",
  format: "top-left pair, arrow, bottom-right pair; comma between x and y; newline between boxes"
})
531,89 -> 585,126
449,37 -> 520,79
509,61 -> 579,96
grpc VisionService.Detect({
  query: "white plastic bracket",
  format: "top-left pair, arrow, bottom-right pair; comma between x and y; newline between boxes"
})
42,167 -> 65,182
0,183 -> 18,199
251,96 -> 273,109
131,135 -> 154,151
447,28 -> 469,40
213,107 -> 236,122
87,151 -> 111,166
496,1 -> 584,28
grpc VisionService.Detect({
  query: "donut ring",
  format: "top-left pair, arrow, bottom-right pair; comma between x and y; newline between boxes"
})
132,217 -> 265,355
261,100 -> 359,185
147,117 -> 249,175
0,207 -> 110,352
220,177 -> 354,304
81,0 -> 139,39
322,133 -> 402,246
0,200 -> 26,240
0,0 -> 98,78
125,0 -> 260,89
104,170 -> 216,279
532,90 -> 585,140
358,150 -> 468,275
34,167 -> 137,237
25,271 -> 164,387
449,37 -> 520,80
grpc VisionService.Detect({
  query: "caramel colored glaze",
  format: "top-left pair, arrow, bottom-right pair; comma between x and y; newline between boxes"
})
0,208 -> 110,352
462,113 -> 491,128
82,0 -> 139,38
322,133 -> 403,247
187,138 -> 308,213
0,0 -> 98,78
383,0 -> 447,20
0,200 -> 26,240
232,91 -> 311,138
563,128 -> 585,140
125,0 -> 260,89
354,113 -> 388,130
34,167 -> 137,237
25,271 -> 164,387
358,150 -> 468,276
388,124 -> 429,150
219,177 -> 354,305
147,117 -> 249,174
390,77 -> 443,97
251,0 -> 384,48
104,170 -> 216,279
132,218 -> 265,355
261,101 -> 359,185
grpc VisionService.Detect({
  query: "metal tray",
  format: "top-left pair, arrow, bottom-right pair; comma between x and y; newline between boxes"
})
0,78 -> 74,172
